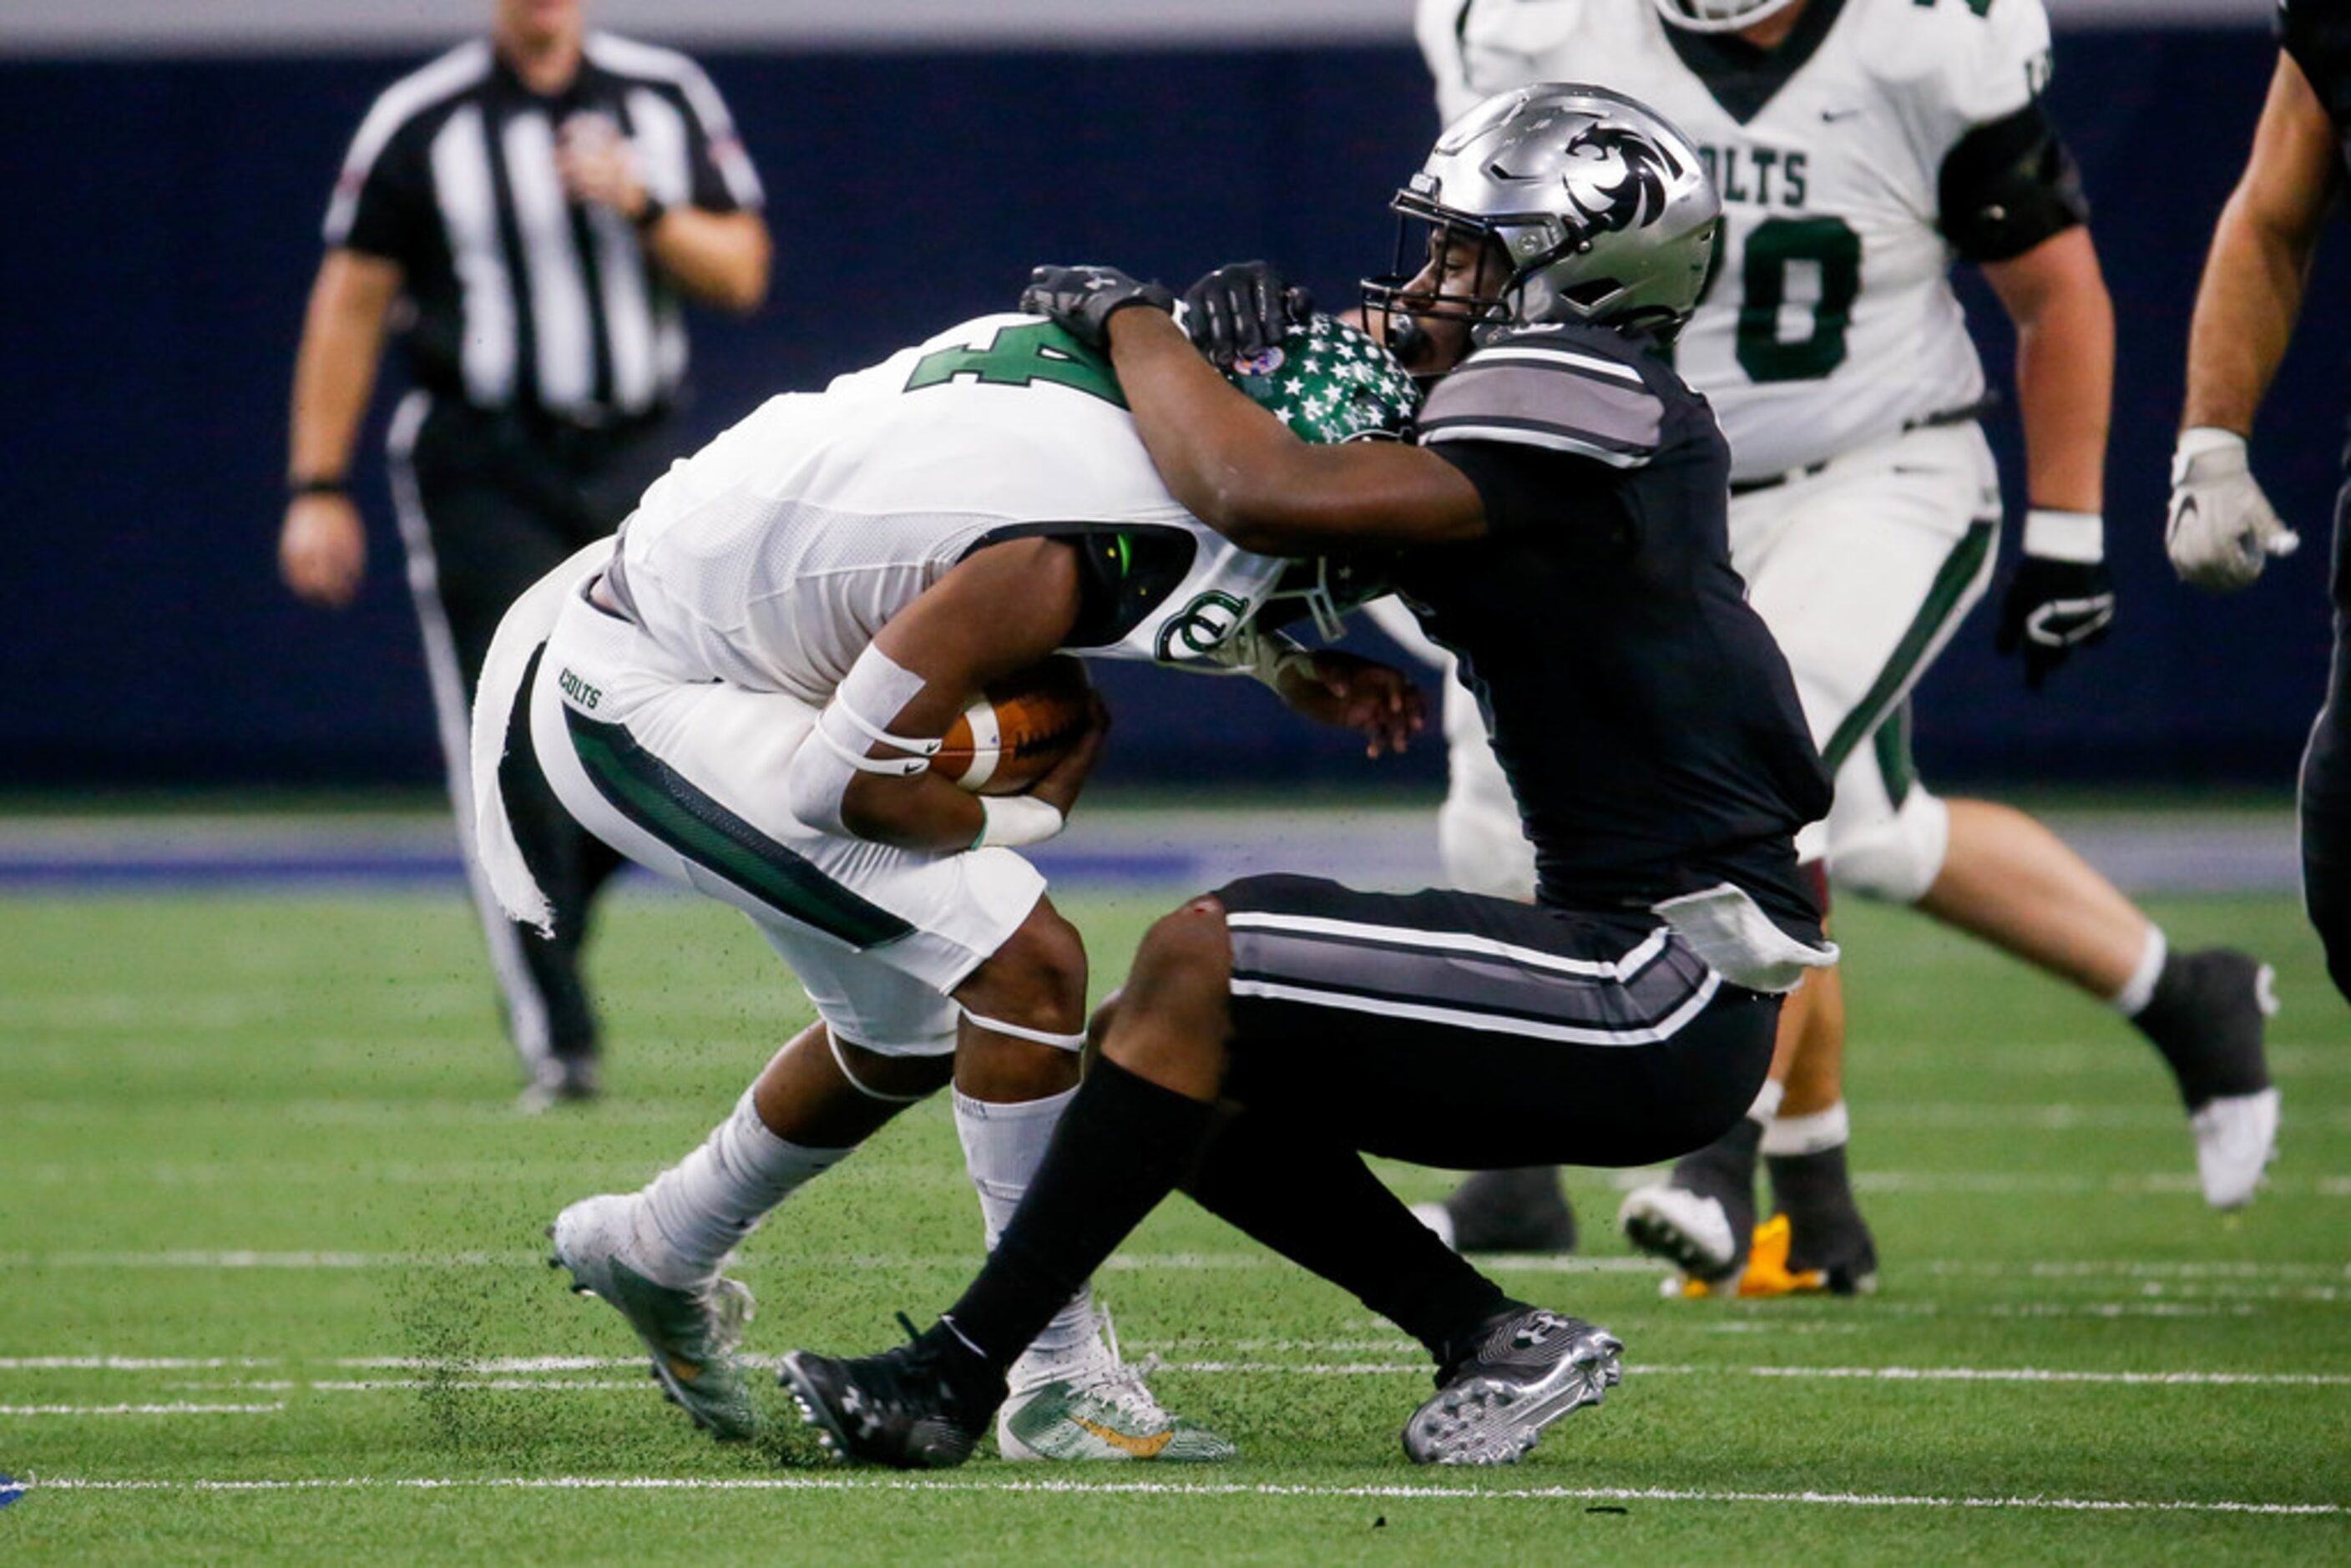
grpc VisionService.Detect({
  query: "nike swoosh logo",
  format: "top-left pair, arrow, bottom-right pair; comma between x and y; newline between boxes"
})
1820,107 -> 1863,122
1072,1415 -> 1173,1458
665,1356 -> 703,1384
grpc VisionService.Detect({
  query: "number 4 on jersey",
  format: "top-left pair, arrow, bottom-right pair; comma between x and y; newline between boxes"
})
905,321 -> 1129,407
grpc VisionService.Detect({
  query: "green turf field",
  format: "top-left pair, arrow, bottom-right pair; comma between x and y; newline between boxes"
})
2,884 -> 2345,1562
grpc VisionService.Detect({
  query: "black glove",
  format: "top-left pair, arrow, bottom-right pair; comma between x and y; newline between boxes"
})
1182,261 -> 1313,367
1995,554 -> 2116,690
1019,265 -> 1176,348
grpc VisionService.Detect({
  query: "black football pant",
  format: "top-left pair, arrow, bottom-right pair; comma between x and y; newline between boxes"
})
2299,464 -> 2351,1007
392,393 -> 672,1070
940,875 -> 1781,1371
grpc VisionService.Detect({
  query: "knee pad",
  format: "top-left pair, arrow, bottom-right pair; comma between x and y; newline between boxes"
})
1827,788 -> 1950,905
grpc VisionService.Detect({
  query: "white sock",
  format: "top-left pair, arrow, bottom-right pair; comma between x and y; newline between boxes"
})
637,1089 -> 848,1287
954,1086 -> 1102,1383
1746,1077 -> 1787,1126
1762,1100 -> 1851,1157
2111,926 -> 2169,1016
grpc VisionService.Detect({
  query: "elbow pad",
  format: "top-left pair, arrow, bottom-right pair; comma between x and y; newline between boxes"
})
783,645 -> 938,835
1939,100 -> 2090,264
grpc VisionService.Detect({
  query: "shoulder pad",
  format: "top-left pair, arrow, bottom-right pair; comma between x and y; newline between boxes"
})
1417,331 -> 1666,468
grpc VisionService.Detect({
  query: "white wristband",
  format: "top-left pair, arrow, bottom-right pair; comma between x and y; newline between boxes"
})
2176,426 -> 2248,463
2021,507 -> 2104,564
972,794 -> 1064,849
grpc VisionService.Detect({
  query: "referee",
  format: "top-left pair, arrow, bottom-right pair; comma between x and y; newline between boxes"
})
277,0 -> 771,1108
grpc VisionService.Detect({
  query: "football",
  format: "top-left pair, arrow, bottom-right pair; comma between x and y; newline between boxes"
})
933,655 -> 1095,795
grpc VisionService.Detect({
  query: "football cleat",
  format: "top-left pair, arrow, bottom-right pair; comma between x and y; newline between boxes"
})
1663,1213 -> 1878,1300
780,1321 -> 1002,1470
1415,1167 -> 1579,1254
549,1194 -> 760,1440
1618,1181 -> 1742,1290
1403,1307 -> 1622,1465
996,1308 -> 1235,1462
518,1051 -> 601,1114
2136,949 -> 2282,1208
2192,1086 -> 2282,1210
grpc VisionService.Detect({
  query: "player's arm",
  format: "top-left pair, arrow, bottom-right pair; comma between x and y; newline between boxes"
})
1983,226 -> 2111,519
1940,84 -> 2114,687
784,538 -> 1105,853
2168,50 -> 2335,589
280,247 -> 402,607
1096,306 -> 1488,554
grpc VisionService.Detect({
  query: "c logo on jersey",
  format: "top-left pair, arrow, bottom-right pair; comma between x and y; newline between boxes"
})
1558,126 -> 1674,239
1155,589 -> 1251,661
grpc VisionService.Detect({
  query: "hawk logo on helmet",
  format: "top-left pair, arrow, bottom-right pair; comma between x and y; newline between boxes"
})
1558,126 -> 1674,240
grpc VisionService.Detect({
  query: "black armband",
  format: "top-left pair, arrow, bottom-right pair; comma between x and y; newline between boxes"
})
632,194 -> 668,231
289,475 -> 348,497
1937,99 -> 2090,263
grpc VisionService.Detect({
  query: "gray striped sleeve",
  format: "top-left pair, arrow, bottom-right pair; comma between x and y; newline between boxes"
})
1417,343 -> 1665,469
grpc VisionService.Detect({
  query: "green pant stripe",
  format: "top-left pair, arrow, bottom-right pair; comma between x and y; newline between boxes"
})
565,710 -> 914,949
1873,701 -> 1917,810
1820,518 -> 1996,776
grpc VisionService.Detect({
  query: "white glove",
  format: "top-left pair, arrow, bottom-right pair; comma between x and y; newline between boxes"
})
2167,427 -> 2300,591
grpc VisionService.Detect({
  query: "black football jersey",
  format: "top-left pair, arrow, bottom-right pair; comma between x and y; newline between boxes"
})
2281,0 -> 2351,174
1398,321 -> 1832,941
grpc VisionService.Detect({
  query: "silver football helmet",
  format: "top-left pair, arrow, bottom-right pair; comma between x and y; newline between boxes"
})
1363,83 -> 1720,346
1649,0 -> 1805,34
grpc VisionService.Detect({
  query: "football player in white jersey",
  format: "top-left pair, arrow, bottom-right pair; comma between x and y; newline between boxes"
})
467,309 -> 1423,1454
1406,0 -> 2281,1290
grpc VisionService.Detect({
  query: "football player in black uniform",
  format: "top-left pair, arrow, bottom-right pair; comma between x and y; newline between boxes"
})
780,84 -> 1835,1468
2170,0 -> 2348,1017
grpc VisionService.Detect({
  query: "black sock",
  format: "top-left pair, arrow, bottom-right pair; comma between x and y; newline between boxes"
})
939,1057 -> 1213,1373
2131,950 -> 2272,1108
1671,1113 -> 1762,1197
1765,1144 -> 1874,1274
1183,1111 -> 1512,1367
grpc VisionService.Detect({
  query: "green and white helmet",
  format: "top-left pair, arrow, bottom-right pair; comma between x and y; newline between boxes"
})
1220,311 -> 1421,446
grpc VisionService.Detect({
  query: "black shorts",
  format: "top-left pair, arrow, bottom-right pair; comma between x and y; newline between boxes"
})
1216,874 -> 1779,1170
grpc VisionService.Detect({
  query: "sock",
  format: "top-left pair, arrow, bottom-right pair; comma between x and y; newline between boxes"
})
1762,1101 -> 1850,1158
637,1089 -> 847,1287
953,1087 -> 1104,1381
941,1058 -> 1212,1373
1764,1136 -> 1873,1275
2131,948 -> 2273,1106
1183,1111 -> 1511,1368
1671,1100 -> 1767,1194
2111,926 -> 2169,1016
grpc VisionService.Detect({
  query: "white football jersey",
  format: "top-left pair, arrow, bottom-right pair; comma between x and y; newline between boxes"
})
1418,0 -> 2051,479
611,313 -> 1298,702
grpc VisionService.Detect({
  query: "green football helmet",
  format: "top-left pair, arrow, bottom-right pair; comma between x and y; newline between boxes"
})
1220,312 -> 1419,639
1221,311 -> 1421,447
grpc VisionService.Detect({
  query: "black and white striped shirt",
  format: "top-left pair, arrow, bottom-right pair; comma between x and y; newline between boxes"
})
324,33 -> 763,425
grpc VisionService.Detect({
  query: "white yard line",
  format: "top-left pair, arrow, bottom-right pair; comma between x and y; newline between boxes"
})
0,1404 -> 283,1416
16,1474 -> 2341,1516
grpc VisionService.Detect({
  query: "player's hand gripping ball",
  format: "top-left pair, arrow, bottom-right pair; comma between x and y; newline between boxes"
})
934,655 -> 1095,795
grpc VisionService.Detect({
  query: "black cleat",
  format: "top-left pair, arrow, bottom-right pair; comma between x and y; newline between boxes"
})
1416,1167 -> 1579,1254
1403,1307 -> 1622,1465
779,1323 -> 1003,1470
